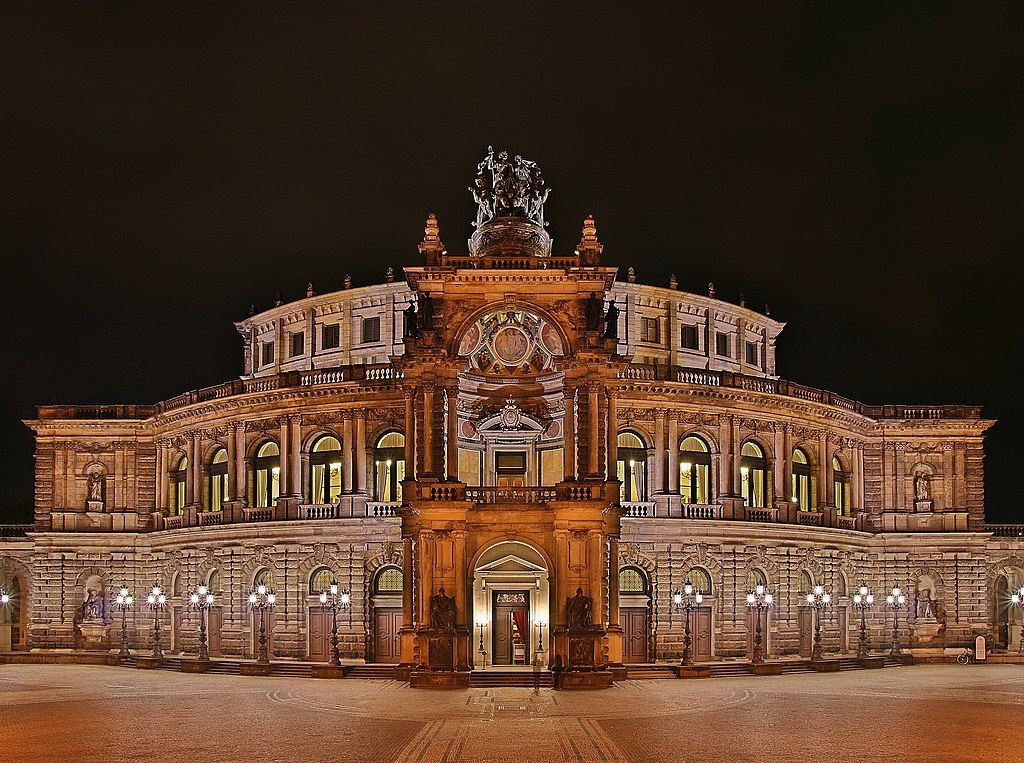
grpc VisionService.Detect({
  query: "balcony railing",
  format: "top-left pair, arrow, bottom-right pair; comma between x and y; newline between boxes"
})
988,524 -> 1024,538
621,501 -> 655,517
465,487 -> 560,504
0,524 -> 33,538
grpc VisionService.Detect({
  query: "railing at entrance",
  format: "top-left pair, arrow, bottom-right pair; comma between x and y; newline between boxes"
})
621,502 -> 655,517
466,487 -> 558,504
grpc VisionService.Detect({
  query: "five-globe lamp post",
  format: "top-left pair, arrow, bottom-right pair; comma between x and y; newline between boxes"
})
673,581 -> 704,666
536,619 -> 546,654
1011,585 -> 1024,654
746,585 -> 774,664
146,585 -> 167,659
806,585 -> 831,661
112,587 -> 134,659
852,586 -> 875,659
476,619 -> 487,670
886,586 -> 907,656
318,583 -> 350,666
248,584 -> 276,664
189,584 -> 215,661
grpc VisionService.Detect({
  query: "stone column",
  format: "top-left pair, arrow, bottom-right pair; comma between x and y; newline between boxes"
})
342,415 -> 354,494
772,425 -> 785,504
186,434 -> 198,507
608,534 -> 620,627
588,384 -> 600,478
234,425 -> 247,504
783,425 -> 794,502
942,442 -> 955,510
453,530 -> 467,631
667,417 -> 679,494
606,387 -> 618,481
402,535 -> 414,628
652,414 -> 665,493
422,385 -> 435,477
289,416 -> 302,497
446,387 -> 458,481
226,424 -> 238,501
354,410 -> 367,494
854,442 -> 865,511
156,442 -> 167,510
563,386 -> 576,481
279,418 -> 290,501
817,430 -> 829,508
404,390 -> 416,482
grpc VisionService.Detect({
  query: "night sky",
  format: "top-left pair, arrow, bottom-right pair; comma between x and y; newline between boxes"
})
1,4 -> 1019,524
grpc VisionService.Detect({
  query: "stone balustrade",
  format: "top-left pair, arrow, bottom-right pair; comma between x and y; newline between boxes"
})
466,487 -> 559,504
987,524 -> 1024,538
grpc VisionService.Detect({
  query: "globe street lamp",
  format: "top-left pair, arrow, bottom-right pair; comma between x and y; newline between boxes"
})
476,620 -> 487,670
1011,585 -> 1024,654
673,581 -> 704,666
806,585 -> 831,661
852,586 -> 875,659
146,585 -> 166,659
746,585 -> 774,664
318,583 -> 350,666
536,619 -> 546,654
189,584 -> 215,661
112,587 -> 134,659
248,584 -> 276,664
886,586 -> 907,656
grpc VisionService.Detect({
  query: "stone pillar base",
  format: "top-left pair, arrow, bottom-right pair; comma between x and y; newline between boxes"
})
239,663 -> 272,676
409,670 -> 471,689
673,665 -> 711,679
134,656 -> 162,669
748,663 -> 783,676
180,659 -> 211,673
311,665 -> 349,679
858,656 -> 886,668
556,671 -> 613,689
810,659 -> 841,672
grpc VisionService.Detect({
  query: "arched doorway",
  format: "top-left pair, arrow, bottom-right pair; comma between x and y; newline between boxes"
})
472,541 -> 549,668
994,575 -> 1010,650
618,566 -> 650,663
1,576 -> 27,650
372,566 -> 403,663
685,566 -> 714,662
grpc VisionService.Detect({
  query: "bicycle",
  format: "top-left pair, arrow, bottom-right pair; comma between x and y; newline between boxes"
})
955,647 -> 974,665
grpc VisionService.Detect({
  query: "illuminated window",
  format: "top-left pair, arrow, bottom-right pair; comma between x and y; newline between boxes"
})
640,317 -> 660,344
310,566 -> 336,595
800,570 -> 813,595
261,341 -> 274,366
740,441 -> 767,508
715,332 -> 730,357
791,448 -> 811,510
746,569 -> 767,591
310,435 -> 343,504
680,435 -> 712,504
290,331 -> 304,358
254,568 -> 274,589
619,567 -> 648,594
375,566 -> 403,593
832,456 -> 847,514
686,567 -> 713,595
681,324 -> 699,350
362,316 -> 381,343
207,569 -> 221,593
254,441 -> 280,508
745,341 -> 759,366
616,431 -> 647,503
208,448 -> 228,511
321,323 -> 340,350
374,431 -> 405,502
172,455 -> 188,515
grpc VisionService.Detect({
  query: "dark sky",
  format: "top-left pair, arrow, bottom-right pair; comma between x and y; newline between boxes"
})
1,4 -> 1020,524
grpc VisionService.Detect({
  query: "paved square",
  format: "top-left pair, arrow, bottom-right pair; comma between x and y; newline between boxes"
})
1,664 -> 1021,762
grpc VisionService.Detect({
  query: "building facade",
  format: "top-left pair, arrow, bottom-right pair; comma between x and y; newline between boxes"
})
2,151 -> 1023,678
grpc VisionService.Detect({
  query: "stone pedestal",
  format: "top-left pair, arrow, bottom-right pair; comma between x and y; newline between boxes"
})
239,663 -> 272,676
810,659 -> 841,672
914,500 -> 933,513
749,663 -> 783,676
311,664 -> 349,679
911,621 -> 944,647
409,670 -> 471,688
858,656 -> 886,669
77,622 -> 109,650
135,656 -> 162,669
557,670 -> 613,689
673,665 -> 711,679
180,659 -> 211,673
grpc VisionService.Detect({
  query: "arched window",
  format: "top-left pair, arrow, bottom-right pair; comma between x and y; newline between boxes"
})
680,436 -> 712,504
837,574 -> 848,598
172,455 -> 188,515
310,435 -> 343,504
310,566 -> 336,595
254,441 -> 280,508
254,568 -> 274,590
746,569 -> 767,592
618,566 -> 648,594
832,456 -> 847,514
207,569 -> 221,594
800,570 -> 814,595
617,432 -> 647,503
209,448 -> 228,512
374,432 -> 406,503
740,441 -> 767,508
171,572 -> 182,598
375,566 -> 403,594
686,567 -> 713,596
791,448 -> 811,510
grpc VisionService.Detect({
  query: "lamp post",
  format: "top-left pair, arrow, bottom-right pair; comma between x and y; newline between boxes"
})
476,620 -> 487,669
536,619 -> 546,654
146,585 -> 166,659
189,584 -> 215,661
318,583 -> 350,666
673,581 -> 704,666
112,587 -> 134,659
1011,585 -> 1024,654
886,586 -> 907,656
248,584 -> 276,664
746,585 -> 774,664
852,586 -> 875,659
805,585 -> 831,661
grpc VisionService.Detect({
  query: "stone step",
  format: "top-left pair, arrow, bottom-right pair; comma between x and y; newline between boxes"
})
346,664 -> 398,679
469,670 -> 553,688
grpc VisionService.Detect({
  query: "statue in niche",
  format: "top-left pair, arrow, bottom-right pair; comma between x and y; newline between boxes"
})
603,300 -> 620,339
585,292 -> 603,332
914,472 -> 930,501
567,587 -> 593,630
915,588 -> 936,620
82,589 -> 103,621
403,301 -> 418,339
419,293 -> 434,331
429,587 -> 455,631
87,473 -> 104,504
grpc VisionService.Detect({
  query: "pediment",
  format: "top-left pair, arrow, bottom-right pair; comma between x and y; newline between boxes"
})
476,554 -> 547,574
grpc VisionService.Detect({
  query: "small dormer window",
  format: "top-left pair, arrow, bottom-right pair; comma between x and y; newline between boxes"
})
261,341 -> 275,366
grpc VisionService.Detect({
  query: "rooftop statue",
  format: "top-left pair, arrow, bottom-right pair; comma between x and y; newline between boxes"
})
470,146 -> 550,228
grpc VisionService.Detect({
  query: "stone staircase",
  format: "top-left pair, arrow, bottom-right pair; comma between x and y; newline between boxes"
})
624,664 -> 678,680
347,664 -> 399,680
470,670 -> 554,688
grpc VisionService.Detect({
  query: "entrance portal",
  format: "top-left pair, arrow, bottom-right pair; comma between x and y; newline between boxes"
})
473,541 -> 549,669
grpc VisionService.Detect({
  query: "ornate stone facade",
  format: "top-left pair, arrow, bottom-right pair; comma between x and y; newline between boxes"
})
2,152 -> 1022,671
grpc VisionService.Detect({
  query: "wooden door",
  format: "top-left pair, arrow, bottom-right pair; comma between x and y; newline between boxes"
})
207,608 -> 223,657
798,607 -> 812,657
172,607 -> 184,653
374,607 -> 402,663
837,607 -> 848,653
618,607 -> 648,663
251,611 -> 276,658
309,607 -> 331,662
694,607 -> 713,662
493,605 -> 514,664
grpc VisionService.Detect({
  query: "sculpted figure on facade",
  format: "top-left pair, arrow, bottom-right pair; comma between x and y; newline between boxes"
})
469,146 -> 550,228
87,473 -> 104,505
603,300 -> 620,339
914,472 -> 930,501
567,587 -> 593,630
82,589 -> 103,621
429,587 -> 455,631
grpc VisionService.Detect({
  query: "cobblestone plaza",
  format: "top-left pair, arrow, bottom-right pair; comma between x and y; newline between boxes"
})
1,664 -> 1021,762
